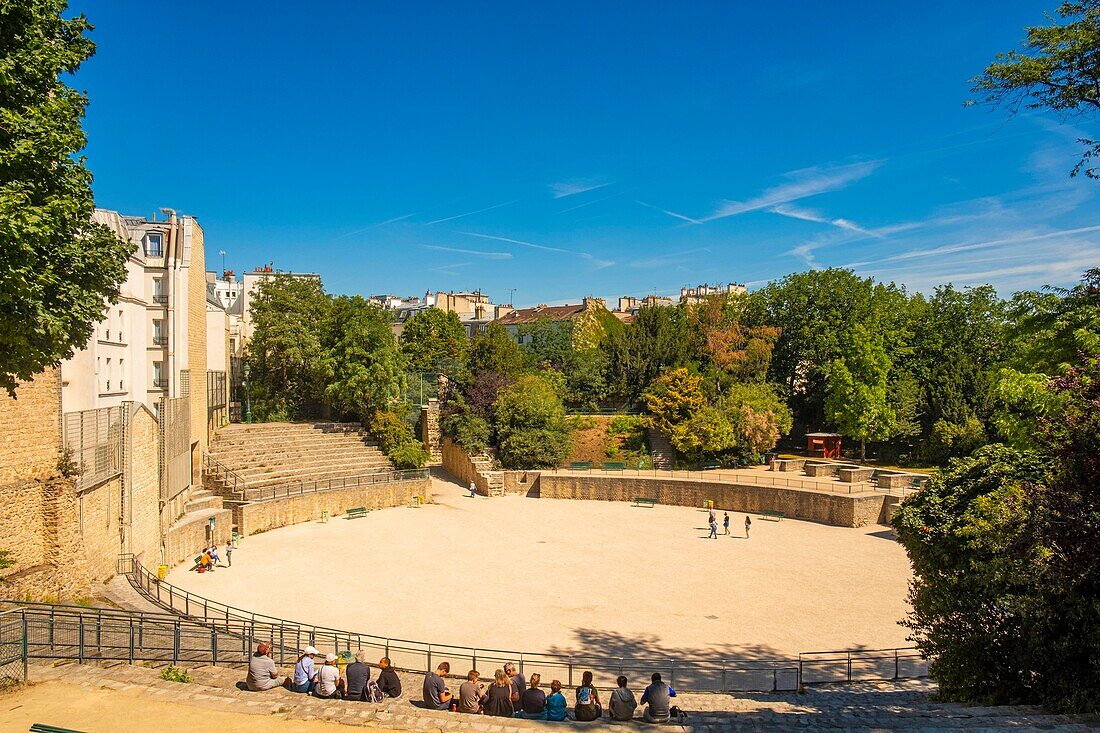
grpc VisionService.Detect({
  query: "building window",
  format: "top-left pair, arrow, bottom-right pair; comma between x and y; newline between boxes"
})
152,279 -> 167,304
105,357 -> 112,392
145,233 -> 163,257
118,309 -> 124,341
153,361 -> 166,389
119,358 -> 125,391
152,319 -> 166,346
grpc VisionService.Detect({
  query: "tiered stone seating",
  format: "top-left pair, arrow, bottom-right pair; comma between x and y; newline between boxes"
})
207,422 -> 394,498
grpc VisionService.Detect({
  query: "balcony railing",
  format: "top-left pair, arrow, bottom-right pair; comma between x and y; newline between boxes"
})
152,378 -> 168,389
152,293 -> 168,304
152,335 -> 168,346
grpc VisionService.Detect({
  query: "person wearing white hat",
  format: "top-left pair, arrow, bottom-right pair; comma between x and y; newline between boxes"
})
286,645 -> 319,694
315,652 -> 346,699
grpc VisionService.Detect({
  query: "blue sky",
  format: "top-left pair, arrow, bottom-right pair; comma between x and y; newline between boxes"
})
71,1 -> 1098,307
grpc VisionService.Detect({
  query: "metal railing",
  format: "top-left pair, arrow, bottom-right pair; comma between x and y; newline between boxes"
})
201,453 -> 245,496
229,469 -> 430,502
547,467 -> 880,495
119,557 -> 925,692
0,607 -> 27,687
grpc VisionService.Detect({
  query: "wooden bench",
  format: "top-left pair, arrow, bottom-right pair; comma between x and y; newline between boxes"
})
31,724 -> 86,733
569,461 -> 593,470
345,506 -> 369,519
633,497 -> 658,508
758,510 -> 785,521
601,462 -> 626,471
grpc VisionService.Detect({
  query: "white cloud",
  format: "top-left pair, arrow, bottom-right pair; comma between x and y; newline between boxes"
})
423,201 -> 515,225
422,244 -> 512,260
550,179 -> 612,198
701,161 -> 881,222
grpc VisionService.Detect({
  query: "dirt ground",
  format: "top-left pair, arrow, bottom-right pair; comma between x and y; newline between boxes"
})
168,472 -> 913,660
0,681 -> 388,733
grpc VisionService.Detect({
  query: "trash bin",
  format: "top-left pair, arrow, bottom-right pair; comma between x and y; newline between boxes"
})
157,564 -> 168,580
321,510 -> 329,523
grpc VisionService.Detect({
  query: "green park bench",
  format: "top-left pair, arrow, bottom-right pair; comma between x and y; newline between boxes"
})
345,506 -> 369,519
31,724 -> 86,733
633,497 -> 658,508
569,461 -> 593,470
702,462 -> 721,470
601,462 -> 626,471
759,509 -> 785,521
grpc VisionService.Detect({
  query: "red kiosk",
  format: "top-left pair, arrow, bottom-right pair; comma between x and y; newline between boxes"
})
806,432 -> 842,459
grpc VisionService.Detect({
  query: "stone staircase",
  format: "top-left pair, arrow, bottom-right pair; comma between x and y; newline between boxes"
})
205,422 -> 395,499
647,427 -> 674,470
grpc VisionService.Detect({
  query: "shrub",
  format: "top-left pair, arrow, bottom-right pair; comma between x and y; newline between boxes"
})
442,410 -> 491,454
160,665 -> 192,683
389,441 -> 429,469
371,410 -> 414,453
494,375 -> 572,469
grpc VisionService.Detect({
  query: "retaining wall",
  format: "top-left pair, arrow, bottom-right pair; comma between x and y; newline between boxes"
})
537,474 -> 892,527
232,477 -> 431,536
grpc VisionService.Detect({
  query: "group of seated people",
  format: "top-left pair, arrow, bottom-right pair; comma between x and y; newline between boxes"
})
245,643 -> 402,701
423,661 -> 678,723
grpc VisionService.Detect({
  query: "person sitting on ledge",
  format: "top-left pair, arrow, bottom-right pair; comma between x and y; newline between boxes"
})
286,646 -> 318,694
483,669 -> 514,717
574,670 -> 602,721
609,675 -> 638,721
505,661 -> 526,707
315,653 -> 346,699
197,549 -> 213,572
345,650 -> 372,701
245,642 -> 284,691
208,544 -> 221,566
545,679 -> 568,721
422,661 -> 452,710
457,670 -> 485,714
640,672 -> 676,723
378,656 -> 402,698
516,673 -> 547,719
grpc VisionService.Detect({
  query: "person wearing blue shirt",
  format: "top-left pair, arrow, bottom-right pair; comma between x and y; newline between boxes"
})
545,679 -> 568,721
288,645 -> 318,694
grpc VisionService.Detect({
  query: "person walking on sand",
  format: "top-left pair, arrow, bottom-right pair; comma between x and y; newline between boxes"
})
723,512 -> 730,536
708,515 -> 718,539
469,481 -> 476,498
225,539 -> 234,567
745,515 -> 752,538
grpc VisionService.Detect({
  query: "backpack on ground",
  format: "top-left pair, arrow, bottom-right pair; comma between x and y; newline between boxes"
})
366,678 -> 385,703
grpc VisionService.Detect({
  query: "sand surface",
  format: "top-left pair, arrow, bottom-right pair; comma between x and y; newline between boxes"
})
0,681 -> 385,733
168,472 -> 913,660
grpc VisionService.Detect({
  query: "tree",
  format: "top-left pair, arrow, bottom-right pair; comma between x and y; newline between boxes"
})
562,348 -> 609,412
399,308 -> 467,374
0,1 -> 131,394
469,322 -> 526,378
969,1 -> 1100,178
245,274 -> 330,420
602,305 -> 684,402
519,318 -> 573,370
718,383 -> 793,459
825,324 -> 896,460
323,296 -> 406,419
493,374 -> 572,469
643,367 -> 709,457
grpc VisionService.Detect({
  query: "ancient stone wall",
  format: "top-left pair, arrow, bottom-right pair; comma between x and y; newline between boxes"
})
233,477 -> 430,536
128,405 -> 162,567
441,438 -> 493,494
420,398 -> 443,464
164,508 -> 232,569
536,474 -> 890,528
0,368 -> 61,483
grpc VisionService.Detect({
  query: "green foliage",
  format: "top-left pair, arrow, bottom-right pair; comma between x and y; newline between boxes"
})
562,348 -> 609,411
160,665 -> 192,684
399,308 -> 467,373
0,1 -> 132,393
520,319 -> 574,370
1006,269 -> 1100,374
718,382 -> 793,459
969,1 -> 1100,178
825,324 -> 896,459
389,441 -> 429,469
324,296 -> 406,419
0,549 -> 12,570
469,322 -> 526,377
926,416 -> 987,463
245,274 -> 330,420
493,374 -> 572,468
642,367 -> 708,454
441,409 -> 491,454
602,305 -> 684,402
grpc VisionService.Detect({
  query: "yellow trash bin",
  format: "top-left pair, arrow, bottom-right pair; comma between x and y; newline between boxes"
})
157,564 -> 168,580
321,510 -> 329,523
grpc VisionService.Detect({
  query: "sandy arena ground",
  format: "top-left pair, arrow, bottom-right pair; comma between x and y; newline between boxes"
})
0,681 -> 385,733
168,472 -> 913,660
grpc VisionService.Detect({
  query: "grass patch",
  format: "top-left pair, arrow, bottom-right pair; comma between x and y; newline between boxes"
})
160,665 -> 192,683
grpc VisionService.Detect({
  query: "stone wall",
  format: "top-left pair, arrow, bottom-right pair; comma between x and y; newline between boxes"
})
537,474 -> 892,528
128,404 -> 162,567
233,477 -> 430,536
503,470 -> 540,494
441,438 -> 495,495
187,220 -> 208,482
0,368 -> 61,483
164,508 -> 232,569
78,476 -> 123,583
420,398 -> 443,464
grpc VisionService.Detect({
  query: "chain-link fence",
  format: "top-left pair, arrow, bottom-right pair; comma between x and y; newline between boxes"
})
159,396 -> 190,502
0,609 -> 27,688
62,406 -> 125,491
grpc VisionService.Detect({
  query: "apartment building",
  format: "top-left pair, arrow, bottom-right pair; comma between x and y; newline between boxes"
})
433,290 -> 511,337
60,208 -> 210,483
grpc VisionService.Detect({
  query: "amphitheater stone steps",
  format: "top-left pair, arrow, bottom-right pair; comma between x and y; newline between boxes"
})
205,421 -> 395,499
